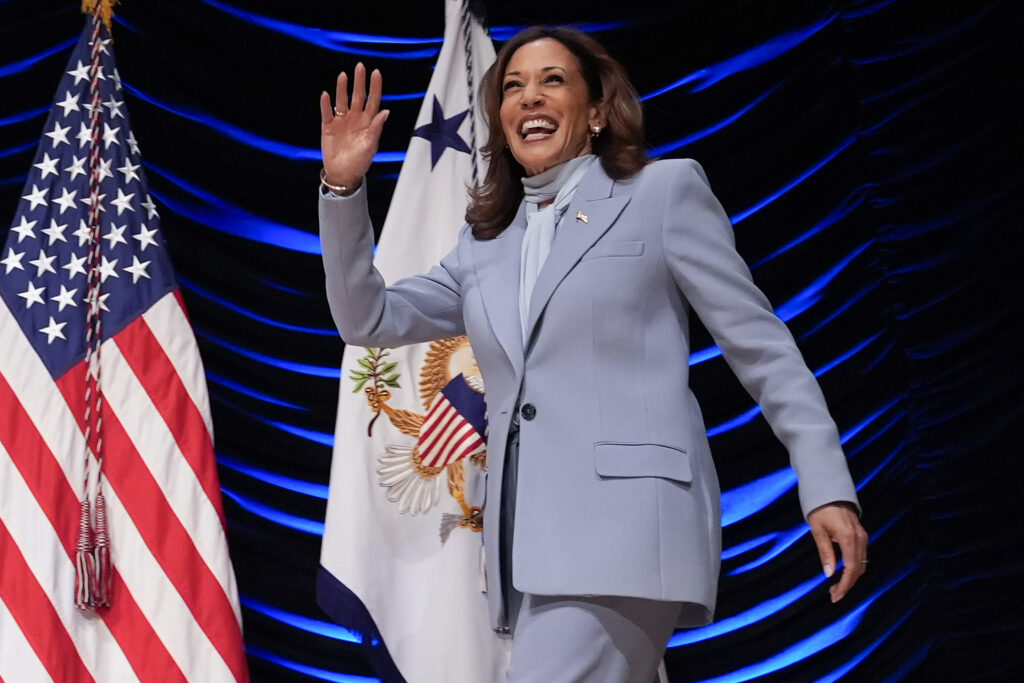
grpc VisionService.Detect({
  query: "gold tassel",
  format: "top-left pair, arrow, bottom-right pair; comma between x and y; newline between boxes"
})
81,0 -> 119,31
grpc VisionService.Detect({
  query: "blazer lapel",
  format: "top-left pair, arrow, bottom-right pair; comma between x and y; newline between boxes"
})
524,164 -> 630,347
471,204 -> 526,379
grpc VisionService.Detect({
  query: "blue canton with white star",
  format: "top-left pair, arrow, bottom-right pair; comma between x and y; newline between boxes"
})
412,96 -> 472,170
0,21 -> 176,380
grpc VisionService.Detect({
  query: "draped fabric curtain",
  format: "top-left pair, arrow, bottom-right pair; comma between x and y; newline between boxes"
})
2,1 -> 1021,681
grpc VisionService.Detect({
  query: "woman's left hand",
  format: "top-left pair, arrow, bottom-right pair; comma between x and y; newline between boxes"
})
807,502 -> 868,603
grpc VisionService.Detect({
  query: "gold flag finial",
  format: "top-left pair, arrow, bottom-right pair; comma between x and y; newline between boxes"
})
82,0 -> 119,32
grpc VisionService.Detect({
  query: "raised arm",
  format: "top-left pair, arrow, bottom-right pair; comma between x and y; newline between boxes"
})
319,64 -> 466,348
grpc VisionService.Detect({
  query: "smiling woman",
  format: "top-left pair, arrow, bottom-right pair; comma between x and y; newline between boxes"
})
318,24 -> 867,683
467,26 -> 648,239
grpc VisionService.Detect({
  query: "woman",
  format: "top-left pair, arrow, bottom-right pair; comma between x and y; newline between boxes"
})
319,26 -> 868,683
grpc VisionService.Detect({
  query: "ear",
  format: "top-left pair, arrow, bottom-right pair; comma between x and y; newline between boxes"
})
588,101 -> 606,129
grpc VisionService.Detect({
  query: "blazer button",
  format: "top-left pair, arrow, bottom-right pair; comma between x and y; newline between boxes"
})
520,403 -> 536,421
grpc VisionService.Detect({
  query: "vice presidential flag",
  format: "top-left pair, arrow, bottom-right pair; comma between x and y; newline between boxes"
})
317,1 -> 509,681
0,9 -> 248,682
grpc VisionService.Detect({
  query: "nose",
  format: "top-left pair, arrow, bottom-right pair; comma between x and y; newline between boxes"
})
520,80 -> 543,108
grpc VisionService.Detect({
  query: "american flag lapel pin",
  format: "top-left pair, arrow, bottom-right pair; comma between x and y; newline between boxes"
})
575,210 -> 588,223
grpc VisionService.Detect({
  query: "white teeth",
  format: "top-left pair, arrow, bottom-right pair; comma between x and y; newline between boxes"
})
520,118 -> 557,135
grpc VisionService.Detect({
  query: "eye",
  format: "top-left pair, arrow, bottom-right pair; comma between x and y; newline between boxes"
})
544,74 -> 564,84
502,79 -> 522,92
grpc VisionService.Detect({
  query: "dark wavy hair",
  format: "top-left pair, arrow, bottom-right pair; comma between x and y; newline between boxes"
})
466,26 -> 648,240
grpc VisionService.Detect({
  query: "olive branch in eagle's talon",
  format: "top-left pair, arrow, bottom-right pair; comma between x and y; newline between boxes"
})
350,347 -> 401,436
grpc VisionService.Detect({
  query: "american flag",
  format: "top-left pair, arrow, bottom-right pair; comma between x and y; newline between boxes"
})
0,14 -> 249,683
418,374 -> 487,469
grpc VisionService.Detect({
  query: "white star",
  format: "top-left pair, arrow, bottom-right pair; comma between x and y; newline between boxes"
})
117,159 -> 140,184
73,220 -> 93,247
44,122 -> 70,148
75,122 -> 93,149
18,282 -> 46,309
11,216 -> 37,242
95,65 -> 106,81
124,255 -> 151,283
41,219 -> 68,245
133,224 -> 159,251
102,123 -> 121,150
51,285 -> 78,311
90,38 -> 111,55
127,131 -> 140,156
103,97 -> 125,120
98,255 -> 119,282
83,101 -> 99,117
1,248 -> 25,274
97,292 -> 111,313
96,157 -> 113,183
67,60 -> 90,85
56,91 -> 80,117
81,193 -> 107,214
111,68 -> 123,92
141,194 -> 158,219
39,316 -> 68,344
110,188 -> 135,215
28,249 -> 57,277
33,153 -> 60,179
21,184 -> 48,212
65,155 -> 87,180
103,223 -> 128,248
63,253 -> 88,279
51,187 -> 78,215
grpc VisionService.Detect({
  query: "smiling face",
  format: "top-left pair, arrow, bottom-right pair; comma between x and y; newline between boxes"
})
500,38 -> 601,176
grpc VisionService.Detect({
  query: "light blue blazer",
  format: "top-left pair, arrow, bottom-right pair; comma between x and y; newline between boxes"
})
319,158 -> 860,630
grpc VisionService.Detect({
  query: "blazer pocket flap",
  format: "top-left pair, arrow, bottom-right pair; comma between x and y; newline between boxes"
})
593,442 -> 692,483
582,240 -> 645,260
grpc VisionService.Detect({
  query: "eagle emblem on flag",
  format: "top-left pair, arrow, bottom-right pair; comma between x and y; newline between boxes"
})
350,336 -> 487,541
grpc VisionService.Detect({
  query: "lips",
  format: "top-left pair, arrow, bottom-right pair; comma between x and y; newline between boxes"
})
518,116 -> 558,140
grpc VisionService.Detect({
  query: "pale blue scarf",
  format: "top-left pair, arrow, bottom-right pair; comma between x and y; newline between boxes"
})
519,154 -> 595,342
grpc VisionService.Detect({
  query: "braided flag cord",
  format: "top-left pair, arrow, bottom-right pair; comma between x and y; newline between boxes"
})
0,8 -> 249,682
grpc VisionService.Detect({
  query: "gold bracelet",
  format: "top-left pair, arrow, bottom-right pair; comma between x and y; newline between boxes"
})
320,168 -> 356,195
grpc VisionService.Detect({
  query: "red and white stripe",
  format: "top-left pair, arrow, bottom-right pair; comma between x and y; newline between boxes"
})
418,397 -> 485,469
0,293 -> 249,682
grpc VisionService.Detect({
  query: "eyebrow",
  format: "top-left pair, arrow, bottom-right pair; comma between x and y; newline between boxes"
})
503,66 -> 568,78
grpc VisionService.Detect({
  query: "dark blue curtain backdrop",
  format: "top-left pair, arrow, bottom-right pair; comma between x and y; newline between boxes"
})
2,1 -> 1022,681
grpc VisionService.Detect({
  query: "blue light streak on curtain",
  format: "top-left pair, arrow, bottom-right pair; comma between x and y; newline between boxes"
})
0,37 -> 77,79
0,174 -> 25,188
721,533 -> 776,561
647,84 -> 780,157
218,453 -> 329,499
123,82 -> 410,160
197,0 -> 439,58
221,488 -> 324,535
839,0 -> 902,20
246,646 -> 380,683
206,370 -> 308,410
750,189 -> 869,269
261,418 -> 334,447
669,574 -> 825,647
195,327 -> 341,378
731,134 -> 858,225
0,106 -> 48,127
178,275 -> 337,335
0,141 -> 35,159
489,22 -> 628,41
241,596 -> 362,643
146,164 -> 324,254
642,13 -> 835,100
689,566 -> 916,682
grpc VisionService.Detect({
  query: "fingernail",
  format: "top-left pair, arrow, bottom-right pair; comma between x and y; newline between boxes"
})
823,563 -> 834,578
